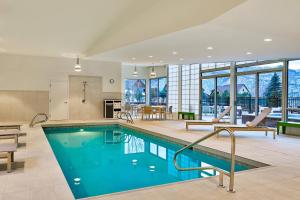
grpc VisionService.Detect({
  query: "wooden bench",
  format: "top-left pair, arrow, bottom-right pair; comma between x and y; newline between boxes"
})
178,112 -> 195,120
0,143 -> 17,172
277,121 -> 300,134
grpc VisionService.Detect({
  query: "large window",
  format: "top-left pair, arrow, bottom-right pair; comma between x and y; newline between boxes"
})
236,62 -> 283,126
288,60 -> 300,122
165,59 -> 293,126
202,78 -> 215,120
181,65 -> 190,112
236,75 -> 256,124
217,77 -> 230,117
258,72 -> 282,113
150,77 -> 167,105
124,79 -> 146,104
168,65 -> 179,112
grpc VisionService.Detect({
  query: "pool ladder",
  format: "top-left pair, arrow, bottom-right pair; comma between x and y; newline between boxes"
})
30,113 -> 49,127
117,111 -> 134,124
173,128 -> 236,192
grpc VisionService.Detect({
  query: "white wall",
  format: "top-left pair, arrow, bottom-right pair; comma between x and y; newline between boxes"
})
0,53 -> 122,122
0,54 -> 121,92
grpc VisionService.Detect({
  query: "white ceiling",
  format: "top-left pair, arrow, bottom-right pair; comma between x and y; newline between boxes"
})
0,0 -> 300,65
94,0 -> 300,65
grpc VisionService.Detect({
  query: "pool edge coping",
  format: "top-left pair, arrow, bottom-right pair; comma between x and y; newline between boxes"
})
42,121 -> 273,199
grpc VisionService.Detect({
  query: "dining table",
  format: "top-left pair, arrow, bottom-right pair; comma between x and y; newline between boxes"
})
141,105 -> 166,120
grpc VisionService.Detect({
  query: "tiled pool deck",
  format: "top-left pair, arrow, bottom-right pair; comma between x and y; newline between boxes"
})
1,119 -> 300,200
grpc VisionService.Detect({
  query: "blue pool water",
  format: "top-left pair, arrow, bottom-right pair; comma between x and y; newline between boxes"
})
44,125 -> 251,199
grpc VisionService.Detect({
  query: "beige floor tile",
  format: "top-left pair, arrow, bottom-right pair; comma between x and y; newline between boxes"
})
1,120 -> 300,200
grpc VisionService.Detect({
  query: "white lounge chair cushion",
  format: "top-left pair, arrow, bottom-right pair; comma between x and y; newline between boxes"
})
217,106 -> 232,121
246,108 -> 272,127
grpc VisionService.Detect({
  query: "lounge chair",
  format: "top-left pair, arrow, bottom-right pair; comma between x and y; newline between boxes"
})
0,143 -> 17,172
0,124 -> 22,130
0,129 -> 21,144
214,108 -> 276,139
185,106 -> 232,131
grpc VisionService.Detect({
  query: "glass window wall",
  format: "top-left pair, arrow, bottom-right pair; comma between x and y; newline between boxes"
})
236,75 -> 256,124
124,79 -> 146,104
190,64 -> 200,115
168,65 -> 179,112
150,77 -> 167,105
288,60 -> 300,122
202,79 -> 215,121
217,77 -> 230,120
181,65 -> 190,112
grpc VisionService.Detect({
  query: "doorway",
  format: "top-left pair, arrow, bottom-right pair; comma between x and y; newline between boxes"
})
49,81 -> 69,120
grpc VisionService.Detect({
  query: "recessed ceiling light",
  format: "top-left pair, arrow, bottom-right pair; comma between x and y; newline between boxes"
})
207,55 -> 212,58
172,51 -> 178,55
179,58 -> 184,61
246,52 -> 252,55
131,57 -> 136,60
148,55 -> 153,58
264,38 -> 272,42
207,46 -> 213,50
159,60 -> 163,63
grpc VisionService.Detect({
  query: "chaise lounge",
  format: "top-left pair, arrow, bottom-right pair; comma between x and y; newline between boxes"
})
185,106 -> 231,131
0,143 -> 17,172
0,129 -> 22,144
214,107 -> 277,139
0,124 -> 22,130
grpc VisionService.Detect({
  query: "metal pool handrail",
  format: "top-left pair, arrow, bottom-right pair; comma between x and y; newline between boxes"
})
117,111 -> 134,124
30,113 -> 49,127
173,128 -> 236,192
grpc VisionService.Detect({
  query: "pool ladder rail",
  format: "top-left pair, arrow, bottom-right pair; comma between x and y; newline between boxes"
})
30,113 -> 49,127
173,128 -> 236,192
117,111 -> 134,124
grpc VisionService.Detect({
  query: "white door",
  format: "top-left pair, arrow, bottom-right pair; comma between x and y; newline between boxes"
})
49,81 -> 69,120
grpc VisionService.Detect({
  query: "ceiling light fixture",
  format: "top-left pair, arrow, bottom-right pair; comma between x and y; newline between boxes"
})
148,55 -> 153,58
207,55 -> 212,58
246,52 -> 252,55
132,65 -> 138,77
74,56 -> 82,72
207,46 -> 213,50
172,51 -> 177,55
150,64 -> 156,78
131,57 -> 136,60
264,38 -> 272,42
